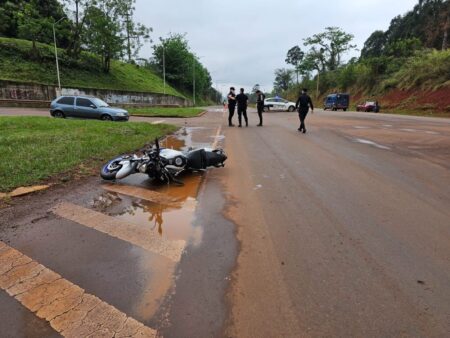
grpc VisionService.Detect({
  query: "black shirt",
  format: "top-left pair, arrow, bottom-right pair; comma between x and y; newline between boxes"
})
228,92 -> 236,106
236,93 -> 248,108
256,93 -> 265,106
296,94 -> 314,110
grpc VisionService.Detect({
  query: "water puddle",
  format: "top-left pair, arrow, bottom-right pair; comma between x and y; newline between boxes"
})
94,126 -> 216,321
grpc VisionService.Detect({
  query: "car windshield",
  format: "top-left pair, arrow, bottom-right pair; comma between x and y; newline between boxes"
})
91,98 -> 109,107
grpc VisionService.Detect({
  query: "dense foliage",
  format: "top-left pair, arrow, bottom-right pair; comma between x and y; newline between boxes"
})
0,0 -> 217,102
275,0 -> 450,101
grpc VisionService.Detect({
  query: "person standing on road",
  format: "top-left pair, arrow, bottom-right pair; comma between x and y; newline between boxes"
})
295,88 -> 314,133
227,87 -> 237,126
235,88 -> 249,127
256,90 -> 265,127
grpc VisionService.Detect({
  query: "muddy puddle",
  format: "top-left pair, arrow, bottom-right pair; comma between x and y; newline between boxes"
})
92,126 -> 217,321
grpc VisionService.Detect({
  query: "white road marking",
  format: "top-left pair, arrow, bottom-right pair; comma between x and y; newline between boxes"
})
353,126 -> 370,129
425,131 -> 440,135
0,241 -> 157,338
212,125 -> 223,149
354,138 -> 391,150
52,202 -> 185,262
151,120 -> 166,125
400,128 -> 418,132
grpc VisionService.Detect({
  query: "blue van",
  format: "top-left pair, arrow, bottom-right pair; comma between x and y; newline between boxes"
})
323,93 -> 350,111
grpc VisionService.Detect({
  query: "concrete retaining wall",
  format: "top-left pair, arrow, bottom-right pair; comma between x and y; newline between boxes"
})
0,80 -> 189,107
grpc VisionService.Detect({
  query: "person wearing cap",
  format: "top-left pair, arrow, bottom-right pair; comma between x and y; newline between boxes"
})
295,88 -> 314,133
235,88 -> 249,127
256,90 -> 265,126
227,87 -> 237,126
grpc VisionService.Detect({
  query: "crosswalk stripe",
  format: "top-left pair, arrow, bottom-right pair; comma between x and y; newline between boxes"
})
0,241 -> 157,338
103,183 -> 180,205
51,202 -> 185,262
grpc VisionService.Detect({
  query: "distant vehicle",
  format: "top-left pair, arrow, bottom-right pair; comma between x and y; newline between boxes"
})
50,96 -> 129,121
323,93 -> 350,111
264,97 -> 296,112
357,101 -> 380,113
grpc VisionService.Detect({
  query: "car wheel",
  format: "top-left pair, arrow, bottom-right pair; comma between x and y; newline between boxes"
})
54,110 -> 65,118
332,108 -> 337,111
343,108 -> 347,112
288,106 -> 295,112
101,114 -> 113,121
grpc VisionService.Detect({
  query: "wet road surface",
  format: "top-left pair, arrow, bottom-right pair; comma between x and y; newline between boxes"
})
1,106 -> 450,337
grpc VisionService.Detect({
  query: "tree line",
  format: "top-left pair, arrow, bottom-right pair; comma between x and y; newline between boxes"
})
273,0 -> 450,99
0,0 -> 218,102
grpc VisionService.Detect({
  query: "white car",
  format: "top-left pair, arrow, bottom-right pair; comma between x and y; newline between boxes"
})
264,97 -> 296,112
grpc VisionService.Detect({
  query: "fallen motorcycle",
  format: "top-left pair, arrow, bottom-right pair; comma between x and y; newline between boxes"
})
100,138 -> 227,184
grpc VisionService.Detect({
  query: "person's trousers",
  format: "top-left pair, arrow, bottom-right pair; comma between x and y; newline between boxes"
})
228,105 -> 236,125
299,108 -> 309,130
257,105 -> 264,125
237,106 -> 248,126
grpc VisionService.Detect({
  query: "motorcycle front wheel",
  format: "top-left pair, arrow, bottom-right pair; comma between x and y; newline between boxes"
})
100,156 -> 124,180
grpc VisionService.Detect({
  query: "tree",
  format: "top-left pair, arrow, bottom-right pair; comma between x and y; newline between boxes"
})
152,34 -> 213,100
361,31 -> 387,59
304,27 -> 357,71
16,1 -> 53,53
122,0 -> 152,62
83,2 -> 124,72
285,46 -> 304,83
273,68 -> 294,92
64,0 -> 93,57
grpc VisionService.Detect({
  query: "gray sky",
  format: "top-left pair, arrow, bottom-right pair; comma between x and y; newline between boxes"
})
134,0 -> 418,94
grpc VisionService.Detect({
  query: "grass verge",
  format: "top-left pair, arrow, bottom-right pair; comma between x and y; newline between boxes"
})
128,107 -> 205,118
0,116 -> 177,192
0,37 -> 183,97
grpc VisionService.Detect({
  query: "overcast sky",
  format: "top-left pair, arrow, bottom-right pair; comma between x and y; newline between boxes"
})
134,0 -> 418,94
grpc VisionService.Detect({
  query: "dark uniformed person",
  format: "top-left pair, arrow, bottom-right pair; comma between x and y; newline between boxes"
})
256,90 -> 265,126
295,88 -> 314,133
227,87 -> 237,127
235,88 -> 249,127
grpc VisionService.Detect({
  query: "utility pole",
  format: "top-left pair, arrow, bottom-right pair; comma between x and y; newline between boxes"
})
163,45 -> 166,95
193,58 -> 196,106
53,17 -> 65,97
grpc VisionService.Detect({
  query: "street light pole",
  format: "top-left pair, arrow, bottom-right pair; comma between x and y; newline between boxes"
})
193,60 -> 196,106
53,17 -> 65,96
162,45 -> 166,95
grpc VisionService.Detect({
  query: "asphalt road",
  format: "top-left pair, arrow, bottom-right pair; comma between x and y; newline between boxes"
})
223,108 -> 450,337
1,107 -> 450,337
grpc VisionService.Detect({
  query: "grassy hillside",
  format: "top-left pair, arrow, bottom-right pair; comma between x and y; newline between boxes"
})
283,49 -> 450,116
0,37 -> 183,97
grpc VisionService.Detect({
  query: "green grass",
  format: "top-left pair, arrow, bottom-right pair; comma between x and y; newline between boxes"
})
0,37 -> 183,97
0,116 -> 177,192
128,107 -> 205,117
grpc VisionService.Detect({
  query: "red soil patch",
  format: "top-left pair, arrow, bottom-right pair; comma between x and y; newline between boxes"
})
380,87 -> 450,112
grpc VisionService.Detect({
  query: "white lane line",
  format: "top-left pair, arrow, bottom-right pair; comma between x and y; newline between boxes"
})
212,125 -> 223,149
400,128 -> 418,132
353,138 -> 391,150
151,120 -> 166,125
425,131 -> 440,135
353,126 -> 370,129
52,202 -> 185,262
0,241 -> 157,338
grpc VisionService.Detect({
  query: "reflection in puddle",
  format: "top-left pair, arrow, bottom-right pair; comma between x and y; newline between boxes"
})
112,173 -> 204,245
